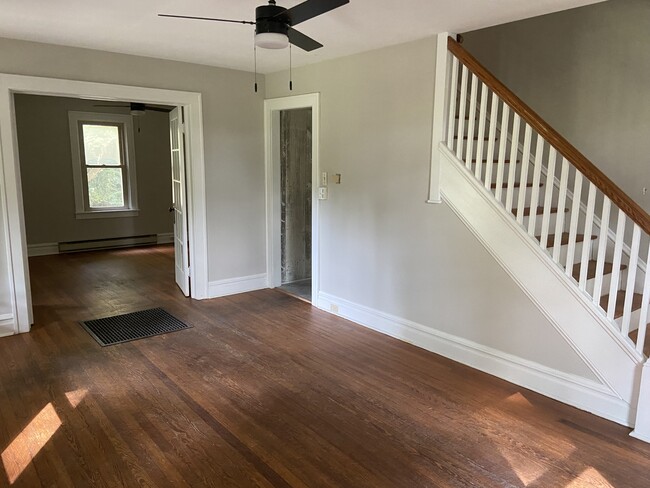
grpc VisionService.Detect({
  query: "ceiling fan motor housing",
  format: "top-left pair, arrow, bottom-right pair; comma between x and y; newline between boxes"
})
255,3 -> 290,36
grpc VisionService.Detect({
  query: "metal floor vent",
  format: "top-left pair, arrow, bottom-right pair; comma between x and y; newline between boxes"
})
80,308 -> 191,346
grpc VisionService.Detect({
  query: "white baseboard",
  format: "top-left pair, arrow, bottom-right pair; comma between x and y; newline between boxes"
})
317,291 -> 633,427
208,273 -> 267,298
0,313 -> 15,337
27,243 -> 58,257
157,233 -> 174,244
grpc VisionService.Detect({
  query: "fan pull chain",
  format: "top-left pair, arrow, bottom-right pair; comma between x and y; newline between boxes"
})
289,44 -> 293,91
254,44 -> 258,93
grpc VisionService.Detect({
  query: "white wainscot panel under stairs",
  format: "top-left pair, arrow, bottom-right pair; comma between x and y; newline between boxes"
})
439,145 -> 641,426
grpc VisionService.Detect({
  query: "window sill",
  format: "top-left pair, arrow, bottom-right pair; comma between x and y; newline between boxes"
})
75,209 -> 139,220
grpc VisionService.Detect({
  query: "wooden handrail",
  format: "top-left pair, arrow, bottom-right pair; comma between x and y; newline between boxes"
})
447,36 -> 650,235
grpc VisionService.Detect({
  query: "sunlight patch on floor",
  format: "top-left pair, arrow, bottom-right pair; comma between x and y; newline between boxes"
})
498,447 -> 548,486
2,403 -> 62,484
65,388 -> 88,408
566,467 -> 615,487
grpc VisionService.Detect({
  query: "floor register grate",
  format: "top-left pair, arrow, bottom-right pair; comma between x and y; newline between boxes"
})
80,308 -> 192,346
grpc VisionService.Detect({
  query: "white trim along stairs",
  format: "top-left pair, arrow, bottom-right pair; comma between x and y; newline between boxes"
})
428,33 -> 650,442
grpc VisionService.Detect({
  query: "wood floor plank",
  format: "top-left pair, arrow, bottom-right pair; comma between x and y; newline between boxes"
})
0,245 -> 646,487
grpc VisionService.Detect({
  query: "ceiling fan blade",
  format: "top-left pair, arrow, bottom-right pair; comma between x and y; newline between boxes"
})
280,0 -> 349,26
287,28 -> 323,52
158,14 -> 255,25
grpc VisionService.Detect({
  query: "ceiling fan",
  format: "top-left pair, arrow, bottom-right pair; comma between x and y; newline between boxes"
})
159,0 -> 350,52
93,102 -> 171,116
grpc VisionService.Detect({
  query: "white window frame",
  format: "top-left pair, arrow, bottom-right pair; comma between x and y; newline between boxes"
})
68,111 -> 139,219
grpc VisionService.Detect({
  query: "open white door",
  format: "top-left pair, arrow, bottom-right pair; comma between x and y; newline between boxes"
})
169,107 -> 190,296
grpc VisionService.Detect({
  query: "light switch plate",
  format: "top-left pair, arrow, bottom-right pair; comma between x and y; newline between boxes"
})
321,172 -> 328,187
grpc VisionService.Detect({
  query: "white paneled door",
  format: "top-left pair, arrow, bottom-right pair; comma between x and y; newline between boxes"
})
169,107 -> 190,296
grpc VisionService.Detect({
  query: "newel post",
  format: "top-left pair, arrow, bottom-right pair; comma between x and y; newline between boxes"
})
427,32 -> 456,204
631,359 -> 650,443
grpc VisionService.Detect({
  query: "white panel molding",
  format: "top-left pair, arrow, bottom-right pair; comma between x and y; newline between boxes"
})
208,273 -> 267,299
438,144 -> 642,421
27,243 -> 59,257
631,360 -> 650,442
317,291 -> 632,427
0,313 -> 14,337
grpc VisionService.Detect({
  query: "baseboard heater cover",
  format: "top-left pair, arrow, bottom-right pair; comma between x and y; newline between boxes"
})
58,234 -> 158,253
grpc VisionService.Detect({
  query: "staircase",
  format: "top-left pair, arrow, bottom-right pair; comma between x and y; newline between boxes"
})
433,35 -> 650,441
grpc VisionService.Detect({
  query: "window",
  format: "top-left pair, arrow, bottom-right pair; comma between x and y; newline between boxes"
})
69,112 -> 138,218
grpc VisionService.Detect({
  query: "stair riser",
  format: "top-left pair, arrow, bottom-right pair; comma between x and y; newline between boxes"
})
614,308 -> 642,333
471,161 -> 527,184
491,186 -> 544,208
520,211 -> 566,236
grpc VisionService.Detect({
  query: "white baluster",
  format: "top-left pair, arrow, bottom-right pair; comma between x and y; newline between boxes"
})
505,113 -> 521,212
527,137 -> 545,237
607,210 -> 626,321
484,94 -> 499,190
621,224 -> 641,336
465,74 -> 478,170
578,183 -> 597,290
516,125 -> 533,223
540,148 -> 557,249
446,56 -> 459,151
474,83 -> 489,181
456,65 -> 468,161
551,157 -> 569,259
636,242 -> 650,355
494,104 -> 510,202
592,197 -> 611,302
564,172 -> 583,274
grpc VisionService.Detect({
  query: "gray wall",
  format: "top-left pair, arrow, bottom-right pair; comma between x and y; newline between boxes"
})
0,36 -> 265,283
15,94 -> 172,244
463,0 -> 650,212
266,37 -> 597,379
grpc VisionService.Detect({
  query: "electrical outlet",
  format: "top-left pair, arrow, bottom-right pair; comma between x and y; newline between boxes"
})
318,187 -> 328,200
330,304 -> 339,313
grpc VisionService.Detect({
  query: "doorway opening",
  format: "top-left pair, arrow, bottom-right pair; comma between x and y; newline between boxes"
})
0,74 -> 208,334
12,93 -> 185,316
278,108 -> 312,301
264,93 -> 320,305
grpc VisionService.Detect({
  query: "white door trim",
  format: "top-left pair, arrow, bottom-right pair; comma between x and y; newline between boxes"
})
0,74 -> 209,334
264,93 -> 320,302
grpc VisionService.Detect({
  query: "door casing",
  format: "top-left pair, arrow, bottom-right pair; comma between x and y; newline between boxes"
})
0,74 -> 208,334
264,93 -> 320,302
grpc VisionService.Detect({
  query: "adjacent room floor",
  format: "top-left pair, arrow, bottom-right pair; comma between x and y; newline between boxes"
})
279,278 -> 312,302
0,245 -> 648,487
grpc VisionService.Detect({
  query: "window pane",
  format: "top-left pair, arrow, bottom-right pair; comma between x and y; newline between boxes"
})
87,168 -> 125,208
82,124 -> 121,166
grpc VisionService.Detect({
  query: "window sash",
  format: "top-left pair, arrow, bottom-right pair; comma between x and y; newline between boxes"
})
78,122 -> 129,210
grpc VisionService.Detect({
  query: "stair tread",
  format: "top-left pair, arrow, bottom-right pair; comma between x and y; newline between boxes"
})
490,181 -> 542,189
455,136 -> 497,141
571,260 -> 627,281
629,329 -> 650,357
538,233 -> 597,247
600,291 -> 644,319
472,159 -> 520,164
511,207 -> 566,217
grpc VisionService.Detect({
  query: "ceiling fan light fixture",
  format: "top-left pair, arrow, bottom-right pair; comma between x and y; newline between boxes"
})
255,32 -> 289,49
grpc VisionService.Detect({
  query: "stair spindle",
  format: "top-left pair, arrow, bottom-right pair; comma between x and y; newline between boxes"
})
474,82 -> 489,181
494,104 -> 510,202
456,66 -> 469,161
621,225 -> 641,336
446,56 -> 459,152
607,210 -> 627,320
484,94 -> 499,190
564,171 -> 584,275
540,148 -> 557,250
527,136 -> 545,236
592,196 -> 611,303
516,125 -> 533,224
505,113 -> 521,212
465,74 -> 478,170
636,242 -> 650,354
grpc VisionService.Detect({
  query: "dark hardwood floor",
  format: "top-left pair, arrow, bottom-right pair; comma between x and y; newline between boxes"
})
0,245 -> 648,487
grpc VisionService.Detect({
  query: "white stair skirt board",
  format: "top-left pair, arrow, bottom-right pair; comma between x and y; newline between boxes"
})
0,314 -> 15,337
317,291 -> 631,427
438,143 -> 643,426
208,273 -> 268,298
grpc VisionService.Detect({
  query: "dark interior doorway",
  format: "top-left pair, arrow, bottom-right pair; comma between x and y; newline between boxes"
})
279,107 -> 312,301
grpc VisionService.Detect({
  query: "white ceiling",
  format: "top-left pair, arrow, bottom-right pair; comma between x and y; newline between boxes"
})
0,0 -> 603,74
